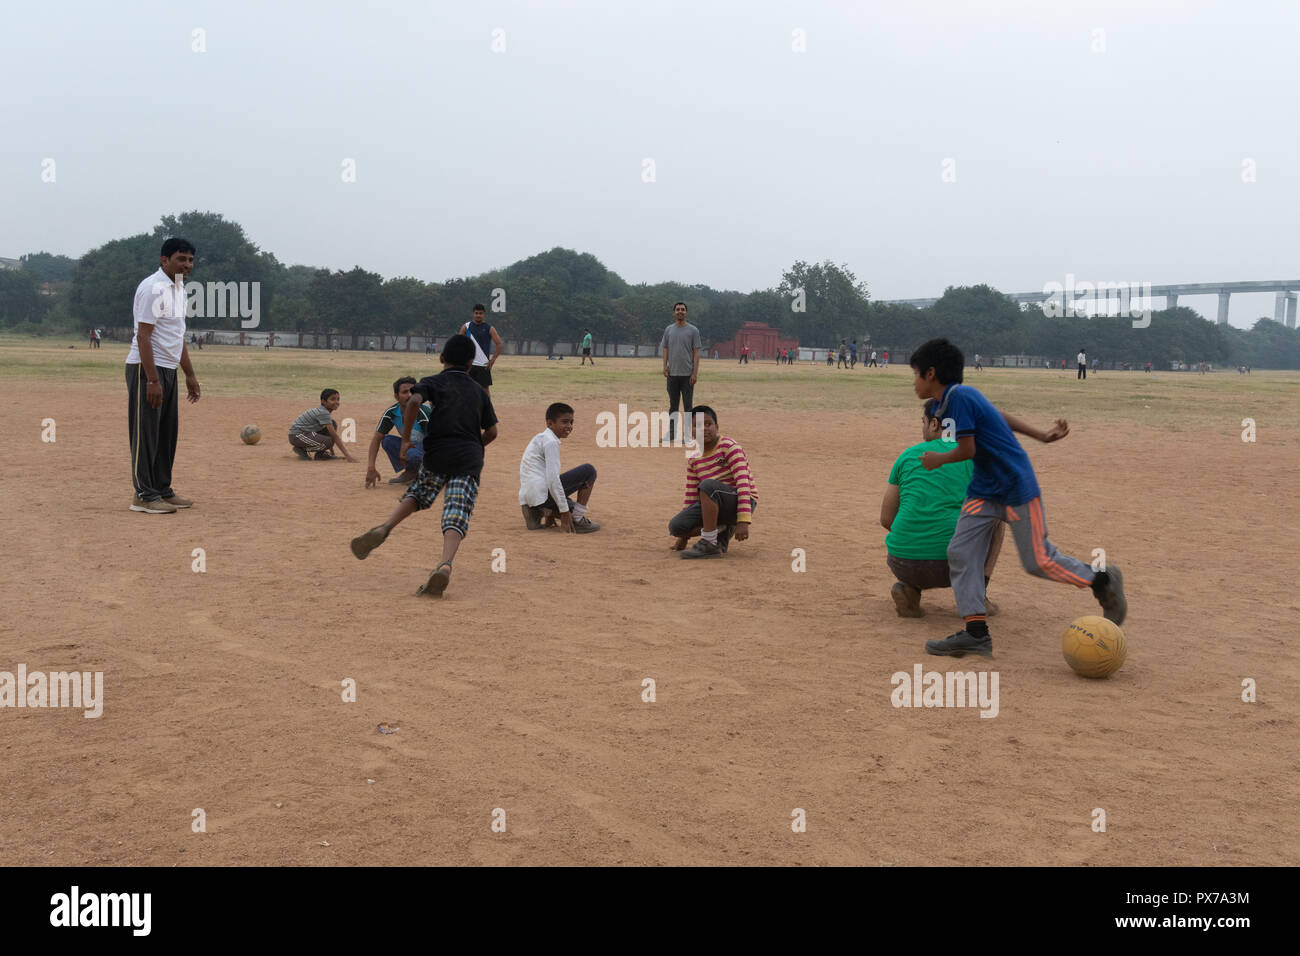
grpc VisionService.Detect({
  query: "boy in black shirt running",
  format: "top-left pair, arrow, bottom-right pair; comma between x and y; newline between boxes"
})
350,335 -> 499,597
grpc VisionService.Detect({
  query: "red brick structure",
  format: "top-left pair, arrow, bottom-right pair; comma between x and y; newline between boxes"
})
713,322 -> 799,360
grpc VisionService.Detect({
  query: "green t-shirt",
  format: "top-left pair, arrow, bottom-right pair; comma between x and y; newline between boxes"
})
582,333 -> 592,348
885,438 -> 975,560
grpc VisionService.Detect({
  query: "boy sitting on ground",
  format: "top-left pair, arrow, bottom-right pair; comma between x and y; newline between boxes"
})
289,389 -> 357,462
668,405 -> 757,559
518,402 -> 600,533
365,376 -> 431,486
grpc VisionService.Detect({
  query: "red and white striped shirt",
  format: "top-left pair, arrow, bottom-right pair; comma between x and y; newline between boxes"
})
684,437 -> 757,521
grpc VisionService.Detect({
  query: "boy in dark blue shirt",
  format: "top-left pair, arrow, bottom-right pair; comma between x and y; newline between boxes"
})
350,335 -> 499,597
909,338 -> 1126,658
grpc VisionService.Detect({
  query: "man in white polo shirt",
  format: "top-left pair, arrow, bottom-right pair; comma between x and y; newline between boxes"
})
125,237 -> 202,513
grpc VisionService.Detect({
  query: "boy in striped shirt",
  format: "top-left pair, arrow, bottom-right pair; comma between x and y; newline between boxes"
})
669,405 -> 757,559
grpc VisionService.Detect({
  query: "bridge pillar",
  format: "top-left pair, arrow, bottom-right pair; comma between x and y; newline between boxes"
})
1217,292 -> 1231,325
1167,293 -> 1179,309
1287,293 -> 1298,329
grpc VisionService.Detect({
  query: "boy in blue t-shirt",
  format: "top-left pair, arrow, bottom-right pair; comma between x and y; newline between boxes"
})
909,338 -> 1127,658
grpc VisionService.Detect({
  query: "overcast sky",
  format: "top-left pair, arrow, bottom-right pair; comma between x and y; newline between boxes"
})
2,0 -> 1296,327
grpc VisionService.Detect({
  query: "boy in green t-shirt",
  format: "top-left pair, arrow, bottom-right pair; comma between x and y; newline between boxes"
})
880,408 -> 1004,617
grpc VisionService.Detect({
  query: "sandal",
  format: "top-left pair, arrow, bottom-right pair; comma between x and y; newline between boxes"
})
417,561 -> 453,597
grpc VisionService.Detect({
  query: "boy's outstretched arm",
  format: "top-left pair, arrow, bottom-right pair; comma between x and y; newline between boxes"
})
920,435 -> 974,471
1002,412 -> 1069,443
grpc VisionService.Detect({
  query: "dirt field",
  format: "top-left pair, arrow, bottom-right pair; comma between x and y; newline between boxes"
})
2,340 -> 1297,866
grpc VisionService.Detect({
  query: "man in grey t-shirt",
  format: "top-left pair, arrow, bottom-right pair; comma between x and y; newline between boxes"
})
660,302 -> 702,441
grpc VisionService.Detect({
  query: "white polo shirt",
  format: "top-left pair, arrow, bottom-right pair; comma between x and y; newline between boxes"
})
519,428 -> 568,511
1077,352 -> 1086,365
126,268 -> 188,369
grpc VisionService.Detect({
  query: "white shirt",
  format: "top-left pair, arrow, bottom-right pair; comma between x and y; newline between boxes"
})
519,428 -> 568,511
1077,352 -> 1086,365
126,268 -> 188,369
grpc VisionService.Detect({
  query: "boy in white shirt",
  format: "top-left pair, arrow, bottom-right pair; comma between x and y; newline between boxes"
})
519,403 -> 600,533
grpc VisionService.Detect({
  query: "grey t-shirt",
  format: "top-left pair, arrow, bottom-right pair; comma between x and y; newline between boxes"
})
290,405 -> 333,436
660,322 -> 702,377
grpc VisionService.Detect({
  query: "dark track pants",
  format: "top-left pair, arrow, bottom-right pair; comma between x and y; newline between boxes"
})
666,375 -> 694,438
126,363 -> 179,502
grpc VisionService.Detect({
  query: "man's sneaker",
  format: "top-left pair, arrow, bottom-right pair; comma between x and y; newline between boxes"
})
717,525 -> 733,553
314,450 -> 335,460
521,505 -> 545,530
129,496 -> 177,514
293,445 -> 311,460
573,516 -> 600,533
681,538 -> 723,559
890,582 -> 924,618
163,494 -> 193,509
350,525 -> 390,560
1091,565 -> 1127,625
388,466 -> 417,484
925,629 -> 993,658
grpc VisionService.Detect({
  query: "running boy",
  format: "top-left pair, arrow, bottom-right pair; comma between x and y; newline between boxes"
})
668,405 -> 757,558
349,335 -> 499,597
909,337 -> 1126,656
365,376 -> 431,486
518,402 -> 600,533
289,389 -> 357,462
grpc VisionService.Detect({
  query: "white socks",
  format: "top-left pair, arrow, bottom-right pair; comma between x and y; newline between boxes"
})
573,503 -> 587,520
701,529 -> 719,544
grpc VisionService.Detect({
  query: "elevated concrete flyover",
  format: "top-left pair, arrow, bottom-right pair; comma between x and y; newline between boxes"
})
880,280 -> 1300,327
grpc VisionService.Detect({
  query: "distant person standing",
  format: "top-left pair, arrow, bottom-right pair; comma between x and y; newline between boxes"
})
1144,360 -> 1151,373
125,237 -> 202,514
89,328 -> 100,349
850,341 -> 858,367
1077,349 -> 1087,380
867,349 -> 878,368
837,341 -> 849,369
460,304 -> 503,398
882,349 -> 890,368
974,352 -> 982,371
738,345 -> 749,364
580,329 -> 595,366
660,302 -> 701,442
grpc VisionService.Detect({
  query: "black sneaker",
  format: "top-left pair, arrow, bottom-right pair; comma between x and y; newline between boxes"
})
293,446 -> 310,460
717,525 -> 733,553
681,538 -> 723,559
1091,565 -> 1127,625
925,629 -> 993,658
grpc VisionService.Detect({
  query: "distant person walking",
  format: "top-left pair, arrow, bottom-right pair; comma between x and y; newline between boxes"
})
837,342 -> 849,369
738,345 -> 749,365
660,302 -> 701,442
1077,349 -> 1087,380
974,352 -> 982,371
580,329 -> 595,366
459,304 -> 503,398
867,349 -> 878,368
125,237 -> 202,514
850,341 -> 858,368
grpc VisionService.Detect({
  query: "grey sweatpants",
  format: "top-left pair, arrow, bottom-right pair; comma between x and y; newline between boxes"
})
948,495 -> 1095,617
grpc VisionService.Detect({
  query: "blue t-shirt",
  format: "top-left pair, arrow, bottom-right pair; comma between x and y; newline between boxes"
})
927,383 -> 1040,506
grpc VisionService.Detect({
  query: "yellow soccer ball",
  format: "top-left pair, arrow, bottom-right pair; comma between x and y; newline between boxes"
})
1062,615 -> 1127,678
240,424 -> 261,445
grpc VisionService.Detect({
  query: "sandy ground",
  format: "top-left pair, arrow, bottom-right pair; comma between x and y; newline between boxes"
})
1,357 -> 1297,866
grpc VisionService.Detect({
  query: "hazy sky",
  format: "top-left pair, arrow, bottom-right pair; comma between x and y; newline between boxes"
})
2,0 -> 1297,327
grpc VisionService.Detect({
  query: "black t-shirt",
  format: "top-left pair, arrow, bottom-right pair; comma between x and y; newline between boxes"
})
411,369 -> 498,479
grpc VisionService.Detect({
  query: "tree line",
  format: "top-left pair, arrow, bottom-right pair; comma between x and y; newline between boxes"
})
2,210 -> 1297,368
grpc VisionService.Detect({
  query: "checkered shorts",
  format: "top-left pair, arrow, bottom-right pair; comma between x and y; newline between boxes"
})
402,470 -> 479,538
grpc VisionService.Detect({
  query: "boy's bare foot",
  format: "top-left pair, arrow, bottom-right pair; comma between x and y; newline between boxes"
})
670,536 -> 689,551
